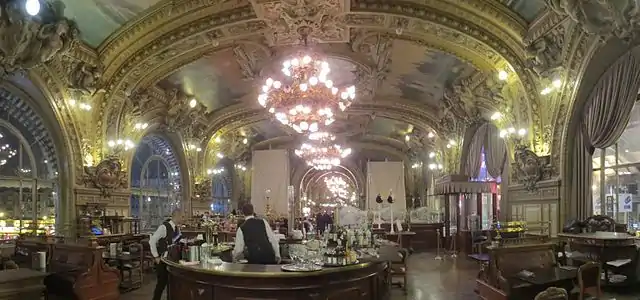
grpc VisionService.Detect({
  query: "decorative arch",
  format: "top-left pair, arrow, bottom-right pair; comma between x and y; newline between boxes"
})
130,133 -> 186,229
0,79 -> 73,235
210,157 -> 234,214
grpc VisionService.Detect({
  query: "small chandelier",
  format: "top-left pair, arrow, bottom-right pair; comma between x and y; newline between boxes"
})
258,53 -> 356,133
0,133 -> 16,166
295,141 -> 352,170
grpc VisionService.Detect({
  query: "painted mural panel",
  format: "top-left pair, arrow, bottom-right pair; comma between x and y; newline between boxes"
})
60,0 -> 162,46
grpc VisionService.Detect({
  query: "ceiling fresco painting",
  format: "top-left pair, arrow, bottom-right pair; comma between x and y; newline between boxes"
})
60,0 -> 162,46
380,40 -> 476,107
161,49 -> 250,112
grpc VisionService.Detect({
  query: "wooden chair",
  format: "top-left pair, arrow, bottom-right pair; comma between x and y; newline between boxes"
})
390,248 -> 409,294
534,287 -> 568,300
575,261 -> 601,300
468,215 -> 488,254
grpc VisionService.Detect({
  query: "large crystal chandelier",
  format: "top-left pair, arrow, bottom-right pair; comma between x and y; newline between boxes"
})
0,133 -> 16,166
258,53 -> 356,133
295,140 -> 352,170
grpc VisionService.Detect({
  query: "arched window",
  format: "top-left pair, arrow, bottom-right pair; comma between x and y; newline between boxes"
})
592,101 -> 640,227
130,136 -> 181,230
0,121 -> 57,236
211,169 -> 231,215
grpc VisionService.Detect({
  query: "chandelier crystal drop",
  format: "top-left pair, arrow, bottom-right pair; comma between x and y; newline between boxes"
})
258,54 -> 356,133
294,142 -> 352,170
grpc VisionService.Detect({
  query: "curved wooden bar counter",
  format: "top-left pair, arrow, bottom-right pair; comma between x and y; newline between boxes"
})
164,258 -> 391,300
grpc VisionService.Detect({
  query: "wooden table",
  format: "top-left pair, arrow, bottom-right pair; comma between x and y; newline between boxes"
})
0,269 -> 47,300
558,232 -> 637,286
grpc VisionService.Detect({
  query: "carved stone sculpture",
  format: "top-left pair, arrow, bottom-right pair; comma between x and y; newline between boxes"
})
511,145 -> 553,192
442,80 -> 477,121
69,62 -> 103,95
545,0 -> 640,41
130,89 -> 155,117
525,36 -> 562,76
0,2 -> 78,76
81,157 -> 128,197
253,0 -> 349,45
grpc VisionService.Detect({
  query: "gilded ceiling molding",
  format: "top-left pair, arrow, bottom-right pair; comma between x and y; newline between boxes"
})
27,67 -> 85,181
98,16 -> 263,137
253,134 -> 412,156
348,1 -> 536,94
98,1 -> 251,66
202,101 -> 442,148
95,0 -> 538,144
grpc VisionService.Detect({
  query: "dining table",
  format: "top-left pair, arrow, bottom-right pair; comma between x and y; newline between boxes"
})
513,266 -> 577,296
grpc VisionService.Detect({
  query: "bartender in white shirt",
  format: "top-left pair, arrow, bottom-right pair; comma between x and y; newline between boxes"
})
148,209 -> 183,300
232,203 -> 281,264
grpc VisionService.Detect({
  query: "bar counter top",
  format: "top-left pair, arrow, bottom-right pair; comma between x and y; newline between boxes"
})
163,256 -> 391,300
162,257 -> 383,278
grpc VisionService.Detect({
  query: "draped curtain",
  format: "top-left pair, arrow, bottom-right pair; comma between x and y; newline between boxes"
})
482,123 -> 508,179
570,50 -> 640,220
465,125 -> 487,178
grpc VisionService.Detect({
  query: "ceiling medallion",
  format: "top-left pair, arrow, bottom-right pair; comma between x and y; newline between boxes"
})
258,53 -> 356,133
294,136 -> 352,170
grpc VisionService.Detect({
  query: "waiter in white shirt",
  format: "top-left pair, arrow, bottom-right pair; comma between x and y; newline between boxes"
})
232,203 -> 281,264
148,209 -> 183,300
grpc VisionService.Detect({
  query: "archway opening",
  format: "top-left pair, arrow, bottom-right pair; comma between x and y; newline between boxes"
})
0,98 -> 59,237
301,169 -> 359,217
130,135 -> 182,230
208,158 -> 233,215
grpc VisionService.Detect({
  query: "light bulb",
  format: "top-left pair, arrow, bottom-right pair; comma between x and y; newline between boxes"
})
25,0 -> 40,16
497,70 -> 508,81
189,99 -> 197,108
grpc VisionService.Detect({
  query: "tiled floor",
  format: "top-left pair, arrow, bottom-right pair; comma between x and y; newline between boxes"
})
121,253 -> 639,300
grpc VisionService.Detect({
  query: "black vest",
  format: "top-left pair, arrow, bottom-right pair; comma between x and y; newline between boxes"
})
240,218 -> 276,264
156,221 -> 180,257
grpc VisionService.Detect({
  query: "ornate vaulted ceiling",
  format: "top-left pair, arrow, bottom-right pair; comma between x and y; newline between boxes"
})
3,0 -> 587,187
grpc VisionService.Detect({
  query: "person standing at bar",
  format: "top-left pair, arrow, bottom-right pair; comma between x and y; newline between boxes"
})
233,203 -> 280,264
149,209 -> 183,300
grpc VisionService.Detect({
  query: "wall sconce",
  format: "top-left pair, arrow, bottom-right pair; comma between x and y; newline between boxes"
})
107,139 -> 135,151
134,123 -> 149,130
187,144 -> 202,152
206,167 -> 225,175
69,99 -> 91,111
428,163 -> 443,170
540,78 -> 563,95
446,140 -> 457,149
427,132 -> 435,138
235,164 -> 247,171
490,112 -> 502,120
411,162 -> 422,169
216,152 -> 224,159
428,152 -> 436,158
499,127 -> 526,138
